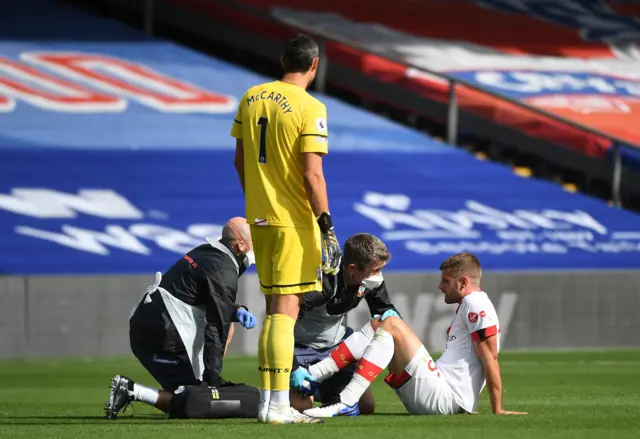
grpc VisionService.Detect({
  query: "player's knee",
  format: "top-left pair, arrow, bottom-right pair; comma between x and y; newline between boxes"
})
379,315 -> 403,334
269,293 -> 301,317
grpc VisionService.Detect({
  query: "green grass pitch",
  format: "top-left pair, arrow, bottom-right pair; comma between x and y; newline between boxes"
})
1,350 -> 639,439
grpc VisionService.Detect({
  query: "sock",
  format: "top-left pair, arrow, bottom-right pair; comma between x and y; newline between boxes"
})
309,322 -> 375,382
133,383 -> 159,406
270,389 -> 290,406
340,328 -> 395,407
258,314 -> 272,406
259,389 -> 271,410
267,313 -> 296,407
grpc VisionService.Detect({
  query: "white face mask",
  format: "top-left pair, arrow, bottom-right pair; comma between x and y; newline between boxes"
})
243,249 -> 255,269
361,273 -> 384,290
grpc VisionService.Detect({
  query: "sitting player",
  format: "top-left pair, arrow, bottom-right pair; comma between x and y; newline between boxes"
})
288,233 -> 400,416
303,252 -> 528,417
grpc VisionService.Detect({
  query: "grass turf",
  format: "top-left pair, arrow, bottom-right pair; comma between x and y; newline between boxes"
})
1,350 -> 640,439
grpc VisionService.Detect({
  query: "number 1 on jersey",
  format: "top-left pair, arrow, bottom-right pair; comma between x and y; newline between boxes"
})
257,117 -> 268,163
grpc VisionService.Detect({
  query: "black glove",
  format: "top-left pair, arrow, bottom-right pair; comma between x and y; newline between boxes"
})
317,212 -> 342,275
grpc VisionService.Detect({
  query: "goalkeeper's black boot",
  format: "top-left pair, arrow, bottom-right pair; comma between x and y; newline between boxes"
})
104,375 -> 134,419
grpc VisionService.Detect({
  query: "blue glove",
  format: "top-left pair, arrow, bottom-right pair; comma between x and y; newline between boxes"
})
290,366 -> 316,390
374,309 -> 400,321
236,307 -> 256,329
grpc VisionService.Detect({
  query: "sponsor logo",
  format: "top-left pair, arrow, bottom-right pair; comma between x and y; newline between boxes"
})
354,191 -> 640,256
5,189 -> 640,260
526,95 -> 632,114
272,5 -> 640,115
0,51 -> 236,113
0,188 -> 224,256
473,71 -> 640,99
183,254 -> 198,269
258,366 -> 291,374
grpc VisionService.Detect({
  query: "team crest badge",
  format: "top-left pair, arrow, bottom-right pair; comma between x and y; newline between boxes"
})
357,286 -> 366,297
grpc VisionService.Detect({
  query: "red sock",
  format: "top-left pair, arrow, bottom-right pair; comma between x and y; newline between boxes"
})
340,328 -> 395,406
330,342 -> 356,369
354,357 -> 384,382
309,322 -> 376,383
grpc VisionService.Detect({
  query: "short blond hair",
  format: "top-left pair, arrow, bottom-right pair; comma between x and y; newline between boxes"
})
439,252 -> 482,283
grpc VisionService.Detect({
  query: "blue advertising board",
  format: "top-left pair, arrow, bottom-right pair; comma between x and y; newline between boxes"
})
1,0 -> 640,274
3,147 -> 640,274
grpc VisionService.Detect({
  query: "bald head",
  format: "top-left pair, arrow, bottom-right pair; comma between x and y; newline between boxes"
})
221,217 -> 253,254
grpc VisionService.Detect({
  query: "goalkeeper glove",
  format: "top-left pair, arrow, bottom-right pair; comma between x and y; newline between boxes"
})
317,212 -> 342,275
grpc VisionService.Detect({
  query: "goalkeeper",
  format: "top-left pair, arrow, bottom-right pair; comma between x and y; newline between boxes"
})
288,233 -> 400,416
231,33 -> 342,424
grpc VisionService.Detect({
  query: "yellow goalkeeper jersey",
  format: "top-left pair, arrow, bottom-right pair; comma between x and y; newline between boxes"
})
230,80 -> 328,229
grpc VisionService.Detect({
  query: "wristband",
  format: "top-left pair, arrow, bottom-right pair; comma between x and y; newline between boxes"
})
316,212 -> 334,235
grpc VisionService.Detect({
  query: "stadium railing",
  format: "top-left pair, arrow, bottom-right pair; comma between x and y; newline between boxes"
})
135,0 -> 637,208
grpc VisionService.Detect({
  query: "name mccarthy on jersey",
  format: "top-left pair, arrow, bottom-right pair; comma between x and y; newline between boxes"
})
245,90 -> 293,114
231,80 -> 328,228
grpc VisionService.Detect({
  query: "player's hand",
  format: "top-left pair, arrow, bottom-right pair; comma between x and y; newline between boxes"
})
379,309 -> 400,321
494,410 -> 528,415
317,212 -> 342,275
290,367 -> 316,389
236,308 -> 256,329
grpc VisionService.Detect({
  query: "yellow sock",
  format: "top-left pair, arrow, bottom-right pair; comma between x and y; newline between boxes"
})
267,313 -> 296,395
258,315 -> 272,393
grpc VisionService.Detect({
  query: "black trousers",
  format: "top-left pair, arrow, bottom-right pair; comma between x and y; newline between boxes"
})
129,292 -> 199,392
168,383 -> 259,419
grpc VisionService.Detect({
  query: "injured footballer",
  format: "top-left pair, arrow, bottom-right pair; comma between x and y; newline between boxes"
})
303,252 -> 528,417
